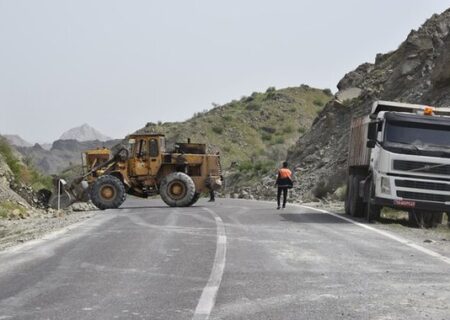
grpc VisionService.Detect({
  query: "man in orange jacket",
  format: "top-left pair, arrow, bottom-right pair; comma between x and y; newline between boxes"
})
276,161 -> 293,209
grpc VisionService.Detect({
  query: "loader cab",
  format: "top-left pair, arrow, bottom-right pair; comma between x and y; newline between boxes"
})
128,134 -> 165,176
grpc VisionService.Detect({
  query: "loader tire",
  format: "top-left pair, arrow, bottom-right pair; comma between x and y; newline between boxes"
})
90,175 -> 126,210
187,193 -> 201,207
160,172 -> 196,207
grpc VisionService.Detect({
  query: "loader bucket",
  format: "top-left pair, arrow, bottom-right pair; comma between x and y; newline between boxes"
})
48,178 -> 77,210
48,190 -> 76,210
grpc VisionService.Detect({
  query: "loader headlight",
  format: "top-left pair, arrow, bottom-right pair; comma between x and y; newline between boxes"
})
380,177 -> 391,194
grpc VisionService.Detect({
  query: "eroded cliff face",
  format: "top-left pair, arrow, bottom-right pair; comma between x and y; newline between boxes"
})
287,9 -> 450,200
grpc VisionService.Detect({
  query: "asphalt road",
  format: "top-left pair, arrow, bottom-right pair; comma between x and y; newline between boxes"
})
0,198 -> 449,320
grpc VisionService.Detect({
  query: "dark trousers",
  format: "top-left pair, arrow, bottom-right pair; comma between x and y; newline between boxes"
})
277,187 -> 288,207
209,191 -> 215,201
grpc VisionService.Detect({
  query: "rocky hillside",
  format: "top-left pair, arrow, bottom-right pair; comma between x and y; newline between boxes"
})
136,86 -> 332,168
0,137 -> 52,217
285,8 -> 450,201
60,124 -> 112,142
3,135 -> 32,147
16,139 -> 121,175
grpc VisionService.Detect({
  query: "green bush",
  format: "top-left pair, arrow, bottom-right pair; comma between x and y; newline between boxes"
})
212,126 -> 224,134
0,137 -> 21,179
246,102 -> 261,111
265,86 -> 277,99
238,160 -> 275,175
274,136 -> 285,144
0,201 -> 27,219
313,99 -> 324,107
238,161 -> 253,172
322,88 -> 333,96
298,127 -> 306,134
283,125 -> 294,134
261,126 -> 276,134
261,132 -> 272,141
223,115 -> 232,121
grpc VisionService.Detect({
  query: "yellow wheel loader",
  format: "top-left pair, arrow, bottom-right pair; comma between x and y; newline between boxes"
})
49,134 -> 222,210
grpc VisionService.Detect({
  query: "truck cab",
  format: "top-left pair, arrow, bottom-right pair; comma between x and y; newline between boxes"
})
346,101 -> 450,227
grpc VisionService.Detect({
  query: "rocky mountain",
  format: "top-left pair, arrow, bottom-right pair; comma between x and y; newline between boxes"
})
60,124 -> 112,142
2,135 -> 32,147
16,139 -> 121,175
283,8 -> 450,201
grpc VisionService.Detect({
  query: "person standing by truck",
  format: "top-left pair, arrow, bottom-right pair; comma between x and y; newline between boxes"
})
276,161 -> 293,209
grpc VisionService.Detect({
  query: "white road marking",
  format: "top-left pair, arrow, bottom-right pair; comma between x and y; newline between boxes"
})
192,208 -> 227,320
299,204 -> 450,266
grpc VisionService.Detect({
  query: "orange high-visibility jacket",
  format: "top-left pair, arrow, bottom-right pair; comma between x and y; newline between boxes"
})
276,168 -> 293,188
278,168 -> 292,179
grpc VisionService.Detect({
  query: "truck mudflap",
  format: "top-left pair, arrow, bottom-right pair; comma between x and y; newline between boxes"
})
374,197 -> 450,212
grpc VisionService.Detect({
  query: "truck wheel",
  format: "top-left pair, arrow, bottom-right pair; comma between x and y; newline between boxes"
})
90,175 -> 126,210
424,212 -> 442,228
408,210 -> 438,228
160,172 -> 196,207
349,175 -> 364,217
408,210 -> 423,228
433,212 -> 443,225
344,176 -> 351,215
187,193 -> 201,207
366,183 -> 381,222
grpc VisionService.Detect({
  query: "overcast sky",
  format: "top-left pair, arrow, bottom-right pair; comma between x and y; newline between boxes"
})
0,0 -> 448,143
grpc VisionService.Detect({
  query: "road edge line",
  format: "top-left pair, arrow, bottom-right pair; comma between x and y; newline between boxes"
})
192,208 -> 227,320
297,204 -> 450,266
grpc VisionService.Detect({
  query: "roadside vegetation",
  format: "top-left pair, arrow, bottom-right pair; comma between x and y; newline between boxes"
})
0,201 -> 27,219
0,137 -> 52,191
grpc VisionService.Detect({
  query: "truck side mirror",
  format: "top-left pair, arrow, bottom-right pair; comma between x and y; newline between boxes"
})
366,121 -> 379,149
366,140 -> 376,148
367,121 -> 378,140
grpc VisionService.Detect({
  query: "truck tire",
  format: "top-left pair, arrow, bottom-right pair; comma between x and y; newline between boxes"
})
90,175 -> 126,210
408,210 -> 441,228
348,175 -> 364,217
344,176 -> 351,215
433,212 -> 444,225
187,193 -> 201,207
408,210 -> 422,228
160,172 -> 196,207
366,182 -> 381,221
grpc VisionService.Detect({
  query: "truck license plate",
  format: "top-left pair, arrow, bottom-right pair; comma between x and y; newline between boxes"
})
394,200 -> 416,208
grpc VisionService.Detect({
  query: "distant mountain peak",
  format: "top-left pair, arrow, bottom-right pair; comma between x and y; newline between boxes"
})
3,134 -> 33,147
60,124 -> 112,142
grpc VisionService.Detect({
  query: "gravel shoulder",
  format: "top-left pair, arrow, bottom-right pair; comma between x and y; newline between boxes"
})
0,209 -> 96,251
300,200 -> 450,259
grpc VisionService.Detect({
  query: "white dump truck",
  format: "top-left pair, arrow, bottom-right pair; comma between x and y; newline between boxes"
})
345,100 -> 450,227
